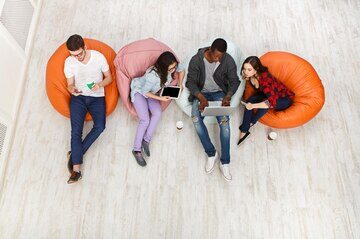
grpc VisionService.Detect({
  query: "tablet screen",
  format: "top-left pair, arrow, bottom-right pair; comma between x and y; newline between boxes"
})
161,87 -> 180,98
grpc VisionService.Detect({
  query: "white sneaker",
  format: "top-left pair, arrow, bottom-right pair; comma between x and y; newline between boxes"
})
205,152 -> 219,174
219,163 -> 232,181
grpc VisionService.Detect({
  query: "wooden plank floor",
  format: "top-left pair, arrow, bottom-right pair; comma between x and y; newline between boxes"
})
0,0 -> 359,238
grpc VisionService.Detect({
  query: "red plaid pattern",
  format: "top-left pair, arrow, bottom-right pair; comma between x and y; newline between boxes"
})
256,72 -> 295,108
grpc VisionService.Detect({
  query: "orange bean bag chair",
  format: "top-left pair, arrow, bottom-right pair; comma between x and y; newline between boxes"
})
46,39 -> 119,121
242,51 -> 325,128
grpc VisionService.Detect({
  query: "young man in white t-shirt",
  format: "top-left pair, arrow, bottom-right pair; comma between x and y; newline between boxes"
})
64,34 -> 113,184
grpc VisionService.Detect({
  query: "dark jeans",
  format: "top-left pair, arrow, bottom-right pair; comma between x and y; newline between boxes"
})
70,95 -> 106,165
239,94 -> 292,133
191,91 -> 231,164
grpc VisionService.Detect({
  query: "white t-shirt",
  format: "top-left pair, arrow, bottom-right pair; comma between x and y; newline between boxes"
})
64,50 -> 109,97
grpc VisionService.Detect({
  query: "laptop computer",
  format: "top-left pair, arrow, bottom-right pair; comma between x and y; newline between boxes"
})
201,101 -> 236,116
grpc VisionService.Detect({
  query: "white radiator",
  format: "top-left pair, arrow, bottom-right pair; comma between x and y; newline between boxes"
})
0,120 -> 8,158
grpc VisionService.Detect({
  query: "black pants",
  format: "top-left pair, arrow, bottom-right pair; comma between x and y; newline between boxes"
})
239,94 -> 292,133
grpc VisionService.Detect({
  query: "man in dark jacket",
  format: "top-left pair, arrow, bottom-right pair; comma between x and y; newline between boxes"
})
186,38 -> 240,181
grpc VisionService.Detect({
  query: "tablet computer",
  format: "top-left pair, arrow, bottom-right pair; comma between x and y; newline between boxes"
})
160,86 -> 181,99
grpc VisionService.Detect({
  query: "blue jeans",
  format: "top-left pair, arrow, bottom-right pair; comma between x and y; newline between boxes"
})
191,91 -> 231,164
70,95 -> 106,165
239,93 -> 292,133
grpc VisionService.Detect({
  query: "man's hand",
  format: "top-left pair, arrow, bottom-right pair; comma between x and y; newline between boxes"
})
222,95 -> 231,106
91,83 -> 101,91
68,85 -> 82,96
197,94 -> 209,111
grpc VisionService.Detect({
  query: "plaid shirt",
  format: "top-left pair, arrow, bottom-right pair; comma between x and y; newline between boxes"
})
254,72 -> 295,108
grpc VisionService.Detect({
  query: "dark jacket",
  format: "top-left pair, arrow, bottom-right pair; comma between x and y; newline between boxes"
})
185,47 -> 240,102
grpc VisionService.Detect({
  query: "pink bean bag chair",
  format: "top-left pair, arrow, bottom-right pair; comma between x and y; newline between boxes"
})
114,38 -> 179,117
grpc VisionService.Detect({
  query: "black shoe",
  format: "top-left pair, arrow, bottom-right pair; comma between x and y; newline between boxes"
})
239,123 -> 254,131
132,150 -> 147,167
237,132 -> 250,145
141,140 -> 150,157
67,171 -> 82,184
67,151 -> 73,174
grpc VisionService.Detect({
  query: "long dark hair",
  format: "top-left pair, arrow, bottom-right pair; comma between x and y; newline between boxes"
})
241,56 -> 270,78
153,51 -> 178,87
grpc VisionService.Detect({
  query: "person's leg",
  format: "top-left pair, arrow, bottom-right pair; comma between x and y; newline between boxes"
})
239,108 -> 253,133
209,91 -> 225,101
216,115 -> 230,164
250,96 -> 292,123
143,97 -> 162,143
209,92 -> 230,164
275,97 -> 293,110
81,96 -> 106,154
250,108 -> 269,126
70,96 -> 88,166
133,93 -> 150,152
206,91 -> 231,180
191,98 -> 216,157
239,94 -> 267,133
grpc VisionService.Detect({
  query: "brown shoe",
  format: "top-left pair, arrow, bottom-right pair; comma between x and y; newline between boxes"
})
67,151 -> 73,174
67,171 -> 82,184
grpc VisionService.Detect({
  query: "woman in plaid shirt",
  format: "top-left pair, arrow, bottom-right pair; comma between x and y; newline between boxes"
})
237,56 -> 294,145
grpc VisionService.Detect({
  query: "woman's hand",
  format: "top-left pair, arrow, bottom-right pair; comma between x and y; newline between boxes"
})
160,96 -> 171,101
245,103 -> 254,110
242,70 -> 248,80
145,92 -> 170,101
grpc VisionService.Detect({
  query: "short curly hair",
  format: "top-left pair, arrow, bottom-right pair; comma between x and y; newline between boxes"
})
66,34 -> 85,51
210,38 -> 227,53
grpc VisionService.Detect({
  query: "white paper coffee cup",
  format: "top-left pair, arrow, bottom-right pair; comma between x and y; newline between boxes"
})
176,121 -> 184,131
268,131 -> 277,140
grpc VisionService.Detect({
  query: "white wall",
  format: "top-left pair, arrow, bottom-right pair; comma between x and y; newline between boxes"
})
0,0 -> 43,182
0,29 -> 25,121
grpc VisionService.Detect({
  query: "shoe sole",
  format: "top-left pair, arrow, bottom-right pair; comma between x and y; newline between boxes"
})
67,175 -> 82,184
221,174 -> 232,181
132,151 -> 147,167
237,132 -> 251,146
205,165 -> 215,174
141,146 -> 150,157
137,161 -> 147,167
219,164 -> 232,181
